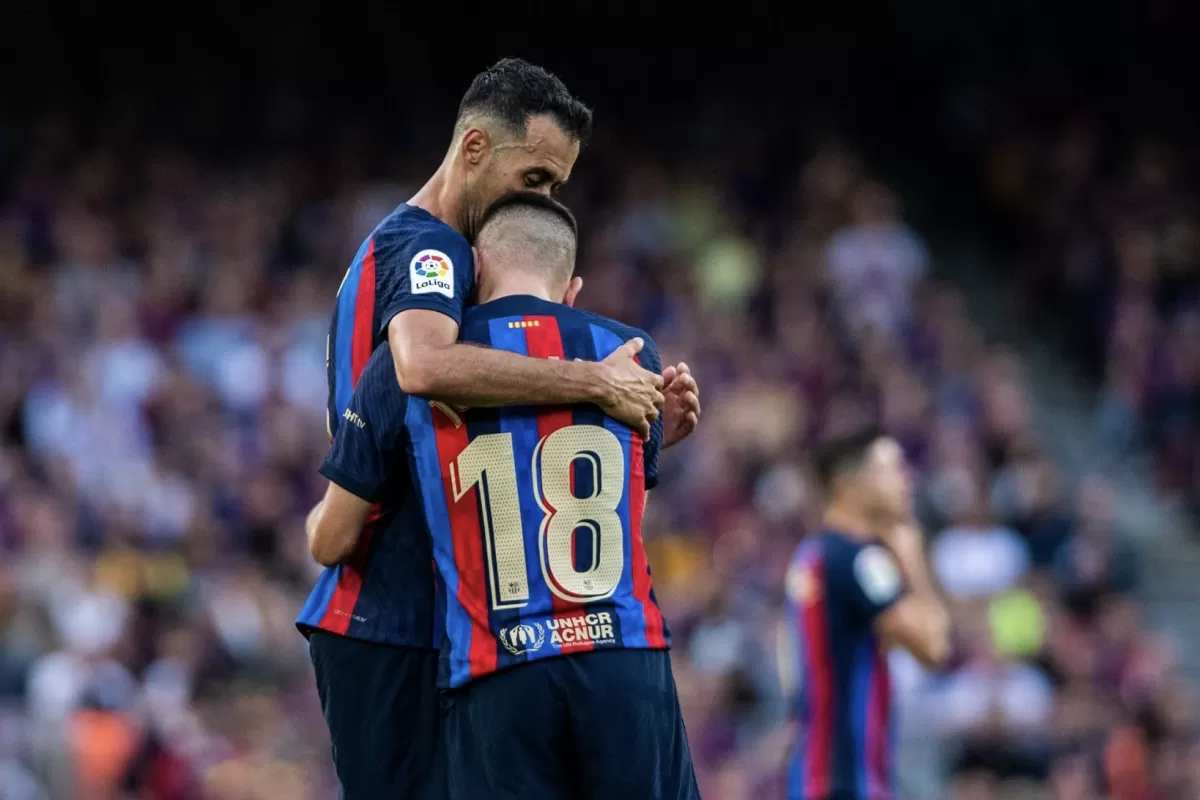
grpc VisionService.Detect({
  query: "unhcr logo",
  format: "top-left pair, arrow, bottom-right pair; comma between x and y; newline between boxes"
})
498,622 -> 546,657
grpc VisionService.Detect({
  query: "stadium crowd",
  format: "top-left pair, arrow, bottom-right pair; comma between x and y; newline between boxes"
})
983,120 -> 1200,524
0,101 -> 1197,800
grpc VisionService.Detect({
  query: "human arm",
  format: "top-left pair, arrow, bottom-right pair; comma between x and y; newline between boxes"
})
310,352 -> 401,566
307,485 -> 374,567
369,224 -> 664,436
389,311 -> 663,438
873,523 -> 951,668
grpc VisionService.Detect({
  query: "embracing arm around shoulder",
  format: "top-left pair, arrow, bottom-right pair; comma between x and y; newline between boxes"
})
388,311 -> 663,438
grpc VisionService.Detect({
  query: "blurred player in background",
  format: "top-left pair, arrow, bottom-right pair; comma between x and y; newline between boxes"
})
785,429 -> 951,800
309,192 -> 700,800
299,59 -> 698,799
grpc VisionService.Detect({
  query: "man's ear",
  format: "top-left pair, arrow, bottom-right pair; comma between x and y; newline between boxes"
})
563,276 -> 583,308
472,246 -> 482,284
460,127 -> 490,167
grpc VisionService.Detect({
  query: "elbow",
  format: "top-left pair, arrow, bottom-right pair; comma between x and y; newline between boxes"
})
918,614 -> 952,669
392,345 -> 438,396
308,536 -> 344,568
308,520 -> 354,567
310,539 -> 352,568
919,637 -> 951,670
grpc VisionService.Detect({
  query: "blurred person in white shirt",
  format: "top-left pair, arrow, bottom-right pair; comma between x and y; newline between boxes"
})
934,610 -> 1053,742
932,468 -> 1030,600
825,181 -> 928,339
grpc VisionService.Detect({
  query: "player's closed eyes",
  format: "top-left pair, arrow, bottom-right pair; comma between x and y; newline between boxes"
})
524,170 -> 562,192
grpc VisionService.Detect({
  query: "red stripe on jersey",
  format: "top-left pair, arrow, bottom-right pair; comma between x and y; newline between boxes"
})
434,412 -> 497,679
318,506 -> 381,633
628,434 -> 667,647
350,237 -> 378,384
867,645 -> 891,798
522,315 -> 595,654
323,241 -> 379,599
801,555 -> 834,799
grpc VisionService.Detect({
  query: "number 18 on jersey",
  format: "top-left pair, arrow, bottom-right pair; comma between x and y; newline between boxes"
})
405,311 -> 670,689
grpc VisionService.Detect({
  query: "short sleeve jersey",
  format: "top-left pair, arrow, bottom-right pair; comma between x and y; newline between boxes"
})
786,530 -> 906,800
326,204 -> 473,438
297,346 -> 437,648
406,295 -> 670,689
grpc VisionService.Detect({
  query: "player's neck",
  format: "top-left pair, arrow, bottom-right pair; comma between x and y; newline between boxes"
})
408,167 -> 463,234
477,276 -> 556,305
823,504 -> 879,542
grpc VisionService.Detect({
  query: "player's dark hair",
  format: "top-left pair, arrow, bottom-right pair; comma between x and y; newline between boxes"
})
814,426 -> 888,492
457,58 -> 593,144
477,190 -> 578,241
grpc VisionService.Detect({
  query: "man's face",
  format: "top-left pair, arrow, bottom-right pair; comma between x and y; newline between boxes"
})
859,437 -> 913,522
461,115 -> 580,236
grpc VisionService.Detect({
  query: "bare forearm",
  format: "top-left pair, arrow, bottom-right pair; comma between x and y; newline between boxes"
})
900,547 -> 951,655
400,342 -> 610,408
306,502 -> 324,550
897,548 -> 938,599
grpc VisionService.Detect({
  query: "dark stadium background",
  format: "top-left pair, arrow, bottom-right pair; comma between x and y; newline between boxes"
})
3,2 -> 1200,798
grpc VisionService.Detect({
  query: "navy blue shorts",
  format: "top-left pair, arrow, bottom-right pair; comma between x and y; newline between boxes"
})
309,631 -> 444,800
443,648 -> 700,800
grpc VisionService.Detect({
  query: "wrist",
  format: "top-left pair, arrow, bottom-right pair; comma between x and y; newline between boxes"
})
581,360 -> 616,406
898,551 -> 932,588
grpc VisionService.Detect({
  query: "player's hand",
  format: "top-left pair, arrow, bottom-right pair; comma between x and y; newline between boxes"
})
660,362 -> 700,448
598,338 -> 664,439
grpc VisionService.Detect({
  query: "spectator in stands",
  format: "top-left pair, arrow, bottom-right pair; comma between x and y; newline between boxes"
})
1054,476 -> 1139,612
825,180 -> 928,339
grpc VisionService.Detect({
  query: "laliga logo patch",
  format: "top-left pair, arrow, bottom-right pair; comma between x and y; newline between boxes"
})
409,249 -> 454,298
499,622 -> 545,656
854,546 -> 901,605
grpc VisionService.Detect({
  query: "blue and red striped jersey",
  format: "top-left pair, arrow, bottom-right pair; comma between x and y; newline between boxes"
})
300,203 -> 470,646
326,204 -> 473,439
296,347 -> 437,648
407,294 -> 670,689
786,531 -> 905,800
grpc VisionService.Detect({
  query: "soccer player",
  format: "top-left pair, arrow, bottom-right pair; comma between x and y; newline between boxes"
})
785,429 -> 951,800
300,60 -> 699,797
310,192 -> 700,800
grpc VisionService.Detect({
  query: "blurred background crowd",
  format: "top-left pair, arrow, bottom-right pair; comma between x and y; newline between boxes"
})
3,3 -> 1200,799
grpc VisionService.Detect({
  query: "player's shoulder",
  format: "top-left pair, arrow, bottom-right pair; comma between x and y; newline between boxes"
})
571,308 -> 659,364
372,204 -> 471,262
788,532 -> 835,571
819,530 -> 876,570
375,204 -> 466,243
573,308 -> 653,345
822,532 -> 903,604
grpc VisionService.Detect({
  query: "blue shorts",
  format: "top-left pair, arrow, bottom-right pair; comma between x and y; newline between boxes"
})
443,648 -> 700,800
309,632 -> 444,800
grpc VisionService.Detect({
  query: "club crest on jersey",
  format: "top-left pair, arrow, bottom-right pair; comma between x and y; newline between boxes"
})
409,249 -> 454,297
787,562 -> 819,606
498,622 -> 545,656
